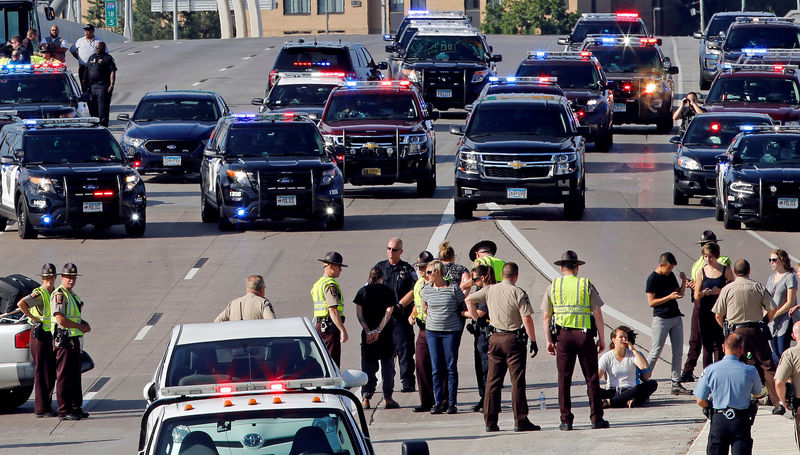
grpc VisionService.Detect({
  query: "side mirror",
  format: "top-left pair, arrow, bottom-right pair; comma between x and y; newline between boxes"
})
693,31 -> 703,39
383,34 -> 393,42
707,41 -> 721,50
377,61 -> 388,70
669,136 -> 682,144
490,54 -> 503,63
251,97 -> 264,106
464,103 -> 473,112
116,113 -> 130,121
341,369 -> 368,388
0,155 -> 16,165
667,66 -> 679,75
401,440 -> 430,455
449,125 -> 464,135
576,125 -> 591,136
143,381 -> 156,402
385,45 -> 396,53
44,6 -> 55,20
557,37 -> 569,45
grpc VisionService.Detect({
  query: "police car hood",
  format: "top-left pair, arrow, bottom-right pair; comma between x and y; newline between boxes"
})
7,104 -> 76,119
403,61 -> 487,70
28,162 -> 130,176
561,88 -> 603,104
704,104 -> 800,123
466,136 -> 574,149
732,165 -> 800,181
319,119 -> 422,134
124,121 -> 215,140
226,156 -> 332,171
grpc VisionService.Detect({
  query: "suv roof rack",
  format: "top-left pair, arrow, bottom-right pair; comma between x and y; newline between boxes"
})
21,117 -> 100,128
734,16 -> 795,24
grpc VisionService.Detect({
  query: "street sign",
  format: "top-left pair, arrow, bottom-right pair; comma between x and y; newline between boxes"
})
106,0 -> 118,27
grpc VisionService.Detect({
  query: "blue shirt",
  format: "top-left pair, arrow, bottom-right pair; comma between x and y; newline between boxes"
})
693,355 -> 762,410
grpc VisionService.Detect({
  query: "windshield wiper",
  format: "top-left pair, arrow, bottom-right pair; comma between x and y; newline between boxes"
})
468,133 -> 493,137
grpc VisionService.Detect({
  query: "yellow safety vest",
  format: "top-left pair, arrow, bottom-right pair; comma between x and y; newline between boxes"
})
30,55 -> 45,64
474,256 -> 505,282
551,275 -> 592,329
413,277 -> 426,322
51,286 -> 83,337
691,255 -> 731,281
311,276 -> 343,318
28,286 -> 52,331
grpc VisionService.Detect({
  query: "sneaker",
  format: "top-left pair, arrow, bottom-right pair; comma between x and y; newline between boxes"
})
472,402 -> 484,413
679,371 -> 697,383
384,398 -> 400,410
362,398 -> 370,409
772,405 -> 786,415
671,382 -> 693,395
412,405 -> 431,413
446,404 -> 458,414
430,404 -> 444,415
401,384 -> 416,393
514,421 -> 541,432
485,424 -> 500,432
35,411 -> 58,418
59,414 -> 80,421
591,419 -> 610,429
78,412 -> 89,419
558,423 -> 573,431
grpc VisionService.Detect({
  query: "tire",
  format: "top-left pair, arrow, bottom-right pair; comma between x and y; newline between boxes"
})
217,193 -> 235,232
673,186 -> 689,205
454,199 -> 473,220
0,385 -> 33,411
200,193 -> 217,223
322,201 -> 344,230
594,125 -> 613,153
699,75 -> 711,91
655,115 -> 674,134
723,204 -> 741,230
564,183 -> 586,220
416,173 -> 436,198
16,198 -> 37,239
715,202 -> 724,221
124,211 -> 146,237
0,215 -> 8,232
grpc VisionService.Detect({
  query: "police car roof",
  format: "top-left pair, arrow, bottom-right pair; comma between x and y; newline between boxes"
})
283,41 -> 359,48
415,27 -> 480,37
275,76 -> 344,86
142,90 -> 217,99
711,11 -> 774,17
477,93 -> 566,104
158,392 -> 349,419
692,112 -> 773,120
174,317 -> 315,346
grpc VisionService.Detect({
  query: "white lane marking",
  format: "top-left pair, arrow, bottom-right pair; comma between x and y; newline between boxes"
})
670,37 -> 684,98
192,82 -> 201,87
242,56 -> 251,60
747,231 -> 800,264
83,391 -> 97,404
485,202 -> 689,354
153,45 -> 160,48
425,199 -> 454,253
219,67 -> 228,72
184,268 -> 200,280
127,52 -> 137,56
134,325 -> 153,341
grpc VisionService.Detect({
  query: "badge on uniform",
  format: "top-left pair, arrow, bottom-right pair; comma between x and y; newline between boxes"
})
329,287 -> 339,298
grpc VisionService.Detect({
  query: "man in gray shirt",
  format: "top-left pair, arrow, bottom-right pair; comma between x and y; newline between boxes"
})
69,24 -> 103,93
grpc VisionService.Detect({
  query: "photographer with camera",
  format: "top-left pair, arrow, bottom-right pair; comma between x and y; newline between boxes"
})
51,263 -> 91,421
672,91 -> 706,135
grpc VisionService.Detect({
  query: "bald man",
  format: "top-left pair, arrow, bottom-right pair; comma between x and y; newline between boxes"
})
775,320 -> 800,450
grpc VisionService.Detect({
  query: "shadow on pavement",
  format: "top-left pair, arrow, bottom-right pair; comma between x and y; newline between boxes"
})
587,161 -> 673,173
0,439 -> 118,449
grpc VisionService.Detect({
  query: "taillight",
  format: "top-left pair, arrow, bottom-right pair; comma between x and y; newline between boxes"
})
622,84 -> 632,91
577,110 -> 585,118
269,70 -> 278,87
15,329 -> 30,348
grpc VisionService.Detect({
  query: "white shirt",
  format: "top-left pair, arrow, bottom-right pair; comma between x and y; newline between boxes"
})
598,349 -> 638,389
69,36 -> 104,65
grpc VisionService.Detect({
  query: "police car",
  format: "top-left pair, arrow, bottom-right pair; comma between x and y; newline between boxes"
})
473,76 -> 566,102
704,63 -> 800,124
268,40 -> 385,90
251,73 -> 344,119
385,9 -> 470,44
708,17 -> 800,75
0,62 -> 89,118
200,113 -> 344,231
558,12 -> 650,51
0,117 -> 146,239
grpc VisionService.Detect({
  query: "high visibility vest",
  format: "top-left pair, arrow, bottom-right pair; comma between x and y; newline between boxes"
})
474,256 -> 505,282
413,277 -> 426,322
30,55 -> 45,64
28,286 -> 52,331
311,276 -> 343,318
691,255 -> 731,281
51,286 -> 83,337
551,275 -> 592,329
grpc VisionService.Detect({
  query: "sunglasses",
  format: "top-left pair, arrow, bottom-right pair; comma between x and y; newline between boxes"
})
426,270 -> 434,275
769,258 -> 779,263
387,247 -> 400,252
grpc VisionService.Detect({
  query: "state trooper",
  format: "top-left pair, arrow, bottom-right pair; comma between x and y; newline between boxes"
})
311,252 -> 348,366
16,264 -> 58,417
51,263 -> 91,421
470,240 -> 505,283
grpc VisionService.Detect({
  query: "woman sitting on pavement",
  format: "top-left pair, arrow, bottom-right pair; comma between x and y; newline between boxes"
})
598,326 -> 658,408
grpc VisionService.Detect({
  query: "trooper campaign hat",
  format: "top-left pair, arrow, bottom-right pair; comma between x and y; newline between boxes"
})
697,230 -> 722,245
553,250 -> 586,267
39,263 -> 57,277
469,240 -> 498,262
318,252 -> 347,267
61,263 -> 82,276
414,251 -> 435,267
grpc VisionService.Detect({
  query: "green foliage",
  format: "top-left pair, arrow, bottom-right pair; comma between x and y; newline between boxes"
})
133,0 -> 221,41
84,0 -> 125,35
481,0 -> 579,35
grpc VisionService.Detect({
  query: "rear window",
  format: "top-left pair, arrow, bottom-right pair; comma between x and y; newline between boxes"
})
724,26 -> 800,51
0,74 -> 72,104
516,62 -> 602,89
683,117 -> 772,147
571,20 -> 646,42
274,48 -> 352,72
267,83 -> 337,107
706,76 -> 800,105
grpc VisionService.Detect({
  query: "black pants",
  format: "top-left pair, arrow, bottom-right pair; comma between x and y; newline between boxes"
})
599,380 -> 658,408
30,330 -> 56,415
707,412 -> 752,455
360,355 -> 394,399
78,65 -> 89,93
90,84 -> 111,127
393,319 -> 415,388
473,329 -> 489,398
315,321 -> 341,367
682,298 -> 702,375
55,337 -> 82,417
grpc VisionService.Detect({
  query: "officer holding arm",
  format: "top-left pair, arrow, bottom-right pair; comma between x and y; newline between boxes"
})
311,252 -> 348,366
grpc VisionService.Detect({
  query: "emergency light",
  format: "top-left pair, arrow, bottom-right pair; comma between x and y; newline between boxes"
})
159,377 -> 346,398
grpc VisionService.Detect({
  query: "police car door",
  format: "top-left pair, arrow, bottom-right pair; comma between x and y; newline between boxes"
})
206,125 -> 227,196
0,132 -> 19,209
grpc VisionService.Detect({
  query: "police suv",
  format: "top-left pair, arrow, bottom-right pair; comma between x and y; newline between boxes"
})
268,40 -> 385,90
704,63 -> 800,124
558,12 -> 650,51
0,117 -> 146,239
708,17 -> 800,76
200,113 -> 344,231
0,62 -> 89,118
251,73 -> 344,119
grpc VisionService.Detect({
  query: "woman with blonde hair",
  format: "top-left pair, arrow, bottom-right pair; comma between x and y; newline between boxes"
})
767,249 -> 798,358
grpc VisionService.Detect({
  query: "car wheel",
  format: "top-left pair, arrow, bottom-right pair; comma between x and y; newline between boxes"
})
0,215 -> 8,232
673,186 -> 689,205
454,199 -> 473,220
124,211 -> 146,236
0,385 -> 33,410
715,202 -> 724,221
200,193 -> 217,223
416,173 -> 436,197
723,204 -> 741,230
699,76 -> 711,91
16,198 -> 37,239
564,184 -> 586,220
217,193 -> 235,232
655,115 -> 674,134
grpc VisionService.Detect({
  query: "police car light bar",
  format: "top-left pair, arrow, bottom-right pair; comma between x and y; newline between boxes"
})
22,117 -> 100,127
526,51 -> 592,59
159,377 -> 345,397
722,63 -> 799,72
230,112 -> 313,121
735,16 -> 794,23
586,34 -> 661,46
484,93 -> 563,102
740,125 -> 800,134
581,12 -> 639,19
488,76 -> 558,84
344,80 -> 412,88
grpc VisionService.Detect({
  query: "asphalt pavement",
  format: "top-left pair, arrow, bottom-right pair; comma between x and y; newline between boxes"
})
0,34 -> 797,454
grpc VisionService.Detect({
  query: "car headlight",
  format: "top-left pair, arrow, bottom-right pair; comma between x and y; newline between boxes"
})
401,68 -> 421,82
585,99 -> 600,112
677,156 -> 702,171
730,181 -> 755,194
458,150 -> 478,174
29,177 -> 54,193
472,70 -> 489,83
121,134 -> 145,148
324,135 -> 343,146
554,153 -> 577,175
226,170 -> 251,185
644,82 -> 658,94
321,168 -> 338,186
124,173 -> 141,191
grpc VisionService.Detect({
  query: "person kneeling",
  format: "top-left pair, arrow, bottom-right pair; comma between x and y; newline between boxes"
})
598,326 -> 658,408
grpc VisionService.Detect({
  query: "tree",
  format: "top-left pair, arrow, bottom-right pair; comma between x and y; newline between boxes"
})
84,0 -> 125,35
481,0 -> 578,35
133,0 -> 172,41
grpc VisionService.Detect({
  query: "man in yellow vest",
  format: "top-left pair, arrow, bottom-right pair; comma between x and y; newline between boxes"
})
16,263 -> 58,417
542,250 -> 609,431
470,240 -> 505,283
311,252 -> 349,366
51,263 -> 91,421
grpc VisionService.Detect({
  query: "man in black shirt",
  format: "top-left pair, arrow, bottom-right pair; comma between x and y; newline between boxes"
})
645,252 -> 690,395
374,237 -> 418,392
85,41 -> 116,127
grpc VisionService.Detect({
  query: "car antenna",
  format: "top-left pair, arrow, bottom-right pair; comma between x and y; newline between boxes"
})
165,84 -> 168,91
314,36 -> 318,46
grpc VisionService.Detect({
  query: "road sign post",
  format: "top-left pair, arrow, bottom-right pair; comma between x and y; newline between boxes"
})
105,0 -> 118,27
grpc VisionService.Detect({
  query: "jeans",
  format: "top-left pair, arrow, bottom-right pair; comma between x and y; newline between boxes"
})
771,330 -> 792,359
646,315 -> 684,383
600,380 -> 658,408
426,329 -> 462,406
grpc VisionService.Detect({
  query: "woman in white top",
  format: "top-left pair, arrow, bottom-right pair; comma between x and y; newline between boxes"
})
598,326 -> 658,408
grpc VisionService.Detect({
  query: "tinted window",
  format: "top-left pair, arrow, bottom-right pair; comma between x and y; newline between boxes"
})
571,20 -> 645,42
225,123 -> 325,157
682,117 -> 772,147
405,35 -> 485,61
467,103 -> 569,139
0,74 -> 72,104
324,93 -> 419,121
738,136 -> 800,166
267,83 -> 337,107
274,48 -> 352,72
24,130 -> 124,164
725,26 -> 800,51
590,47 -> 661,73
706,77 -> 800,105
516,62 -> 602,89
133,98 -> 220,122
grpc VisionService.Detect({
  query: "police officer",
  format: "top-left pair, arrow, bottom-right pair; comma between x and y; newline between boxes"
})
16,264 -> 58,417
470,240 -> 505,283
713,259 -> 782,414
466,262 -> 540,432
311,252 -> 348,366
775,321 -> 800,450
694,333 -> 762,455
214,275 -> 276,322
542,250 -> 609,430
401,251 -> 437,412
51,263 -> 91,421
85,41 -> 116,127
465,264 -> 493,412
682,230 -> 732,383
374,237 -> 417,392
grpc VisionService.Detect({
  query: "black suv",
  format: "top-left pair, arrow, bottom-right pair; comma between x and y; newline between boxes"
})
516,51 -> 614,152
715,126 -> 800,229
118,90 -> 230,174
0,63 -> 90,118
581,35 -> 678,133
0,117 -> 146,239
268,41 -> 386,90
450,93 -> 589,220
200,113 -> 344,231
385,10 -> 470,44
558,12 -> 650,51
709,17 -> 800,76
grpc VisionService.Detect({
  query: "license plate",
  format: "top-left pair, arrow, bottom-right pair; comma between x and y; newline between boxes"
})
276,195 -> 296,207
163,156 -> 181,166
507,188 -> 527,199
613,103 -> 626,112
362,168 -> 381,176
778,197 -> 799,209
82,202 -> 102,213
436,89 -> 452,98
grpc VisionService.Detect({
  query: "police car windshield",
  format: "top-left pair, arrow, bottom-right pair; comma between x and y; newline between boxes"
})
324,93 -> 419,122
132,98 -> 220,122
516,62 -> 602,89
589,47 -> 661,73
268,84 -> 337,107
226,123 -> 325,158
405,36 -> 485,61
682,117 -> 772,147
571,21 -> 646,42
0,74 -> 71,104
738,136 -> 800,167
724,26 -> 800,51
706,77 -> 800,105
155,409 -> 358,455
706,17 -> 738,38
467,103 -> 570,140
24,130 -> 124,164
274,48 -> 351,72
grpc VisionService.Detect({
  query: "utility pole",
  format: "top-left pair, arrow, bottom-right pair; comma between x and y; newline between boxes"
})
173,0 -> 178,40
699,0 -> 705,32
325,0 -> 330,34
381,0 -> 386,36
123,0 -> 133,41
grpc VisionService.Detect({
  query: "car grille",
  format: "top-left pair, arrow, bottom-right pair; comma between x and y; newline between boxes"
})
144,140 -> 200,154
259,171 -> 313,191
484,167 -> 551,179
64,175 -> 121,220
479,151 -> 555,179
423,69 -> 466,102
345,134 -> 399,159
257,171 -> 315,215
481,154 -> 552,163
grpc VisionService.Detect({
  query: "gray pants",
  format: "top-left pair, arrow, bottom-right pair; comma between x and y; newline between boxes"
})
646,315 -> 683,383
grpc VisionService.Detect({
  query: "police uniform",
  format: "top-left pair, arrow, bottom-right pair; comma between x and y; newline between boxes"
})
470,298 -> 490,409
214,292 -> 275,322
19,264 -> 57,416
469,240 -> 505,283
311,252 -> 347,366
51,263 -> 88,420
85,48 -> 116,127
694,353 -> 762,455
374,257 -> 417,391
775,341 -> 800,449
542,251 -> 607,430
